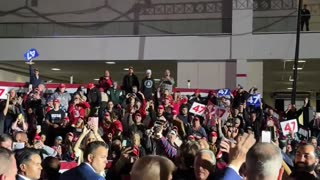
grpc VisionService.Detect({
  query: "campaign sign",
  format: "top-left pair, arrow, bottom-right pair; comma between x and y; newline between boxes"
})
280,119 -> 298,136
246,94 -> 261,107
0,87 -> 10,99
190,102 -> 206,116
217,89 -> 231,98
24,48 -> 39,62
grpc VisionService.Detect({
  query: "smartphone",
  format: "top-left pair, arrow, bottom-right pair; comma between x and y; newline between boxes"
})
18,114 -> 23,120
122,140 -> 127,147
88,117 -> 99,129
12,142 -> 25,151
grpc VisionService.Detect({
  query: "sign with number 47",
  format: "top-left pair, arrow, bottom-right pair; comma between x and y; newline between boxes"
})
280,119 -> 298,136
190,102 -> 206,116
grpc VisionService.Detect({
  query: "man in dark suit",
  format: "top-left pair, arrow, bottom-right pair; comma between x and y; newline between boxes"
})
15,148 -> 42,180
59,141 -> 108,180
122,66 -> 140,94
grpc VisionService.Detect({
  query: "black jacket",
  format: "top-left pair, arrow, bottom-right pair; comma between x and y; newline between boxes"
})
122,74 -> 139,94
87,87 -> 101,107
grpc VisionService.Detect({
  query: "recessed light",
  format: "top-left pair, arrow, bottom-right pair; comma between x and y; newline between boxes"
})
154,79 -> 161,81
292,67 -> 303,70
287,87 -> 293,90
298,60 -> 306,63
105,62 -> 116,64
123,68 -> 129,71
51,68 -> 61,71
93,78 -> 99,81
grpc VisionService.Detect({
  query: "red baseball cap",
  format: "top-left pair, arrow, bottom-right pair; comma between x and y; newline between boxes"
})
194,117 -> 200,121
88,83 -> 94,89
210,131 -> 218,137
53,99 -> 60,103
59,83 -> 66,88
104,112 -> 110,117
113,121 -> 123,132
158,105 -> 164,109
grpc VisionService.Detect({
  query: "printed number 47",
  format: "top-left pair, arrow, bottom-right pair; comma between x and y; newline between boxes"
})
27,50 -> 35,60
284,122 -> 296,132
248,96 -> 259,104
192,105 -> 206,114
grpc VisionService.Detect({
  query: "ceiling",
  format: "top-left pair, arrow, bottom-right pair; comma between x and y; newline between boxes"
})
0,61 -> 177,84
263,59 -> 320,93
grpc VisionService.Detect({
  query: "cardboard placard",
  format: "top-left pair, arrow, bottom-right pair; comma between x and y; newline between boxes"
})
280,119 -> 298,136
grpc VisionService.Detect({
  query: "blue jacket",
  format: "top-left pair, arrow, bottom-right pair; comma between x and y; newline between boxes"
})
59,163 -> 105,180
221,167 -> 242,180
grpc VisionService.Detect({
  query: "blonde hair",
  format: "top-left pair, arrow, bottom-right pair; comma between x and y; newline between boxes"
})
131,155 -> 176,180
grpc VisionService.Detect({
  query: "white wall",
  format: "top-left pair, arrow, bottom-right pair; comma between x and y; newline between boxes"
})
177,62 -> 231,89
252,33 -> 320,60
0,36 -> 231,61
0,70 -> 29,82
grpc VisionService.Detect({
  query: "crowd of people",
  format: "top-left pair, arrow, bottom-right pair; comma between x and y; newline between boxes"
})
0,64 -> 319,180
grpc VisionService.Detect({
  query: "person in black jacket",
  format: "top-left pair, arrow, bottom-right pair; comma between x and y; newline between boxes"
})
122,66 -> 139,94
87,83 -> 101,116
301,4 -> 311,31
141,69 -> 156,101
29,64 -> 43,90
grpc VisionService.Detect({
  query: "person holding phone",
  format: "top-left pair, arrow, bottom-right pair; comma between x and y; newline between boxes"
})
11,114 -> 28,134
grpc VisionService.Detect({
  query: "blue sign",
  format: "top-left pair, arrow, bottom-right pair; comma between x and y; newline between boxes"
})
217,89 -> 231,98
246,94 -> 261,107
23,48 -> 39,62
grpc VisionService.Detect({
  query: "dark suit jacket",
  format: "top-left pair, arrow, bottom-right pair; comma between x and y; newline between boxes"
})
59,163 -> 105,180
16,175 -> 28,180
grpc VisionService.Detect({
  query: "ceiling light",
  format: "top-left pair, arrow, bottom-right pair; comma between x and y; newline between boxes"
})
285,60 -> 306,63
154,79 -> 161,81
51,68 -> 61,71
123,68 -> 129,71
292,67 -> 303,70
94,78 -> 99,81
287,87 -> 293,90
105,62 -> 116,64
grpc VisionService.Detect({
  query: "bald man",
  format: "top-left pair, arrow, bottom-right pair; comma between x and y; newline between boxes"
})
0,147 -> 17,180
246,143 -> 283,180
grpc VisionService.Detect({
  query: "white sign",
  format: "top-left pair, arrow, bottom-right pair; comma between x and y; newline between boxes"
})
280,119 -> 298,136
0,87 -> 10,100
261,130 -> 271,143
190,102 -> 206,116
298,128 -> 308,137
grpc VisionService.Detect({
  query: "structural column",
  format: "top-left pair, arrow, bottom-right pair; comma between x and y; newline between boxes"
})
232,0 -> 254,91
236,59 -> 248,89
